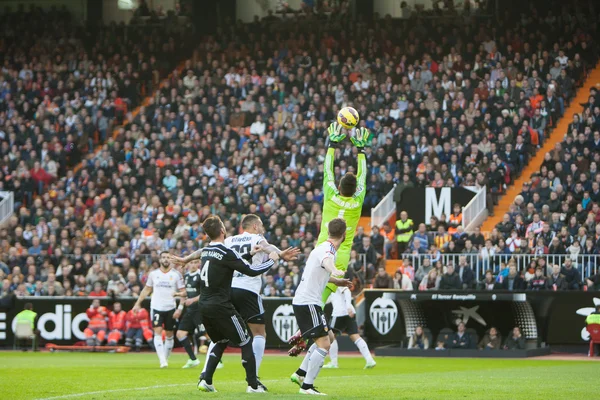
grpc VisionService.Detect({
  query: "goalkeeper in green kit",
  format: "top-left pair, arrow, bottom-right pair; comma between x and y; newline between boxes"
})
288,121 -> 372,356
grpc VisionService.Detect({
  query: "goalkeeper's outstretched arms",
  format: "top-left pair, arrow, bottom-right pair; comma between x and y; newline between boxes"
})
324,122 -> 346,200
351,127 -> 371,202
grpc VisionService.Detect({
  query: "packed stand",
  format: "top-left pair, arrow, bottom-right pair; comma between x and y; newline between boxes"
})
1,2 -> 599,300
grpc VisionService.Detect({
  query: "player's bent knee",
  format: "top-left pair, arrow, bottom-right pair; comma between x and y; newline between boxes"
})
176,331 -> 188,340
249,323 -> 266,337
349,333 -> 360,342
316,335 -> 331,351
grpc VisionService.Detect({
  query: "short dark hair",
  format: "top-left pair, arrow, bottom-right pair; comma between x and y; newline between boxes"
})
339,173 -> 357,197
241,214 -> 261,229
24,303 -> 33,311
328,218 -> 347,239
203,215 -> 224,240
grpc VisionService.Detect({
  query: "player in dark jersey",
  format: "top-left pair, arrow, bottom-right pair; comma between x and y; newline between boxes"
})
176,260 -> 203,369
173,215 -> 294,393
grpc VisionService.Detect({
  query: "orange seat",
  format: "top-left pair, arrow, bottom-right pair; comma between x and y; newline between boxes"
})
586,324 -> 600,357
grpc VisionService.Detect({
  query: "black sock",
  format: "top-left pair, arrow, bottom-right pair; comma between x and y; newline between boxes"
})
178,336 -> 197,361
301,383 -> 313,390
203,342 -> 226,385
241,341 -> 258,389
296,368 -> 307,377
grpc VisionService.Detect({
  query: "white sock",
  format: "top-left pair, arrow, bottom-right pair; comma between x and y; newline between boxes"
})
304,347 -> 328,386
202,341 -> 218,373
252,335 -> 266,375
329,339 -> 339,366
154,335 -> 166,364
165,336 -> 174,360
299,343 -> 317,373
354,337 -> 374,363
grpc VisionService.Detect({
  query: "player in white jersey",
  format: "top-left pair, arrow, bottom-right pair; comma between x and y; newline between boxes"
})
323,287 -> 376,369
200,214 -> 299,384
290,218 -> 352,396
133,252 -> 186,368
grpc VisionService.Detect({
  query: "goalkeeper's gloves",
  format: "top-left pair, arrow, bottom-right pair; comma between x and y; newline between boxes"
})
327,122 -> 346,144
350,127 -> 372,149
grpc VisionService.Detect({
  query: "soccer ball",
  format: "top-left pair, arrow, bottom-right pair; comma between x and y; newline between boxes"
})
337,106 -> 359,129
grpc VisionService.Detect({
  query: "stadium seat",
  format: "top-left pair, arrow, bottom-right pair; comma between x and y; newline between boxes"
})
586,324 -> 600,357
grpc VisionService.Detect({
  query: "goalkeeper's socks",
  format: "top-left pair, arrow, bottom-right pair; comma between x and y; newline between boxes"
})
296,343 -> 317,376
329,339 -> 339,366
354,337 -> 374,364
178,335 -> 197,361
165,336 -> 174,360
303,347 -> 327,386
154,335 -> 167,365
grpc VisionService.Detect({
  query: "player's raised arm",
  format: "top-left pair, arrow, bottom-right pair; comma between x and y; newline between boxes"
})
351,127 -> 371,202
227,247 -> 279,277
324,122 -> 346,199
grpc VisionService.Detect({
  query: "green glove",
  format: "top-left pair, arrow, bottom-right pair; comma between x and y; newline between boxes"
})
350,127 -> 372,148
327,122 -> 346,143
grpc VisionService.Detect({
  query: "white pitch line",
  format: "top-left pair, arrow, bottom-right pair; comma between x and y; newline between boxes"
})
34,375 -> 363,400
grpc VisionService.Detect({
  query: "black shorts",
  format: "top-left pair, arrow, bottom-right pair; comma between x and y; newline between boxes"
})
330,315 -> 359,335
201,308 -> 251,346
151,309 -> 177,331
178,306 -> 203,333
293,304 -> 329,340
231,288 -> 265,324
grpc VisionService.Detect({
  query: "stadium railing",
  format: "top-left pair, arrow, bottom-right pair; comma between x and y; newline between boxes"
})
0,191 -> 14,225
462,186 -> 487,232
399,253 -> 599,281
371,185 -> 396,229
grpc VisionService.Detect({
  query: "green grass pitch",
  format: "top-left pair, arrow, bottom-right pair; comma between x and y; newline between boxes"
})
1,352 -> 598,399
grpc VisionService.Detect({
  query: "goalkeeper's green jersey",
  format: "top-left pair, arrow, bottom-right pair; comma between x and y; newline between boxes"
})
317,147 -> 367,271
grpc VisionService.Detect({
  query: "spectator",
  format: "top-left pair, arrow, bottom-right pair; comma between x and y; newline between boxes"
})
357,236 -> 380,279
439,264 -> 462,290
504,327 -> 526,350
419,269 -> 441,291
478,327 -> 501,350
456,256 -> 475,289
408,326 -> 429,350
451,322 -> 473,349
393,270 -> 413,291
479,270 -> 500,290
373,267 -> 393,289
528,268 -> 548,290
500,265 -> 526,291
370,226 -> 385,256
561,259 -> 582,290
547,265 -> 568,291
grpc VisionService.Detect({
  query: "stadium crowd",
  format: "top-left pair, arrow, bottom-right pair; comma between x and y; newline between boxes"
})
0,1 -> 599,300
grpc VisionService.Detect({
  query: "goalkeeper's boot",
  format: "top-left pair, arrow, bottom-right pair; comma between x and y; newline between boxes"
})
290,372 -> 305,387
182,359 -> 201,369
198,379 -> 217,392
322,362 -> 339,369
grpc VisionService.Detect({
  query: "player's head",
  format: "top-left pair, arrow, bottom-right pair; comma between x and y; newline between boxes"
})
188,259 -> 200,273
327,218 -> 347,243
159,251 -> 171,269
113,302 -> 121,312
203,215 -> 226,240
339,173 -> 357,197
241,214 -> 264,234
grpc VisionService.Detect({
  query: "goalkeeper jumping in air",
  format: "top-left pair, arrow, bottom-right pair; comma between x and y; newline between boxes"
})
288,121 -> 371,356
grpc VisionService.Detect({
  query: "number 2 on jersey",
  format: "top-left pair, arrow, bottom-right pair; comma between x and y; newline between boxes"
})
200,261 -> 210,287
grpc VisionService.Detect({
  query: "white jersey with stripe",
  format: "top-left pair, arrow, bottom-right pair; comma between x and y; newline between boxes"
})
293,241 -> 337,306
225,232 -> 268,295
146,268 -> 185,311
329,287 -> 355,317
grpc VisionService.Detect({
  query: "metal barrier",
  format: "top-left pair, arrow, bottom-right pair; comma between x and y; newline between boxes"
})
462,186 -> 486,232
371,185 -> 396,229
398,253 -> 599,282
0,191 -> 14,225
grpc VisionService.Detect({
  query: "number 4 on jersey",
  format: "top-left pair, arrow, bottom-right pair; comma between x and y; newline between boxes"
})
200,261 -> 210,287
